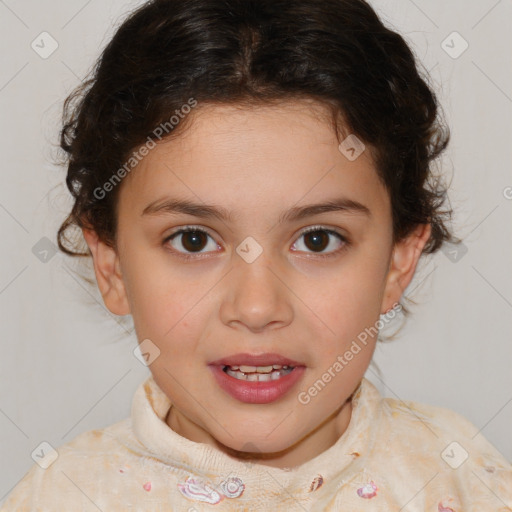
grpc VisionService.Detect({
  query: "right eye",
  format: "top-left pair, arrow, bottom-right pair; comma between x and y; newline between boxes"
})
163,227 -> 220,258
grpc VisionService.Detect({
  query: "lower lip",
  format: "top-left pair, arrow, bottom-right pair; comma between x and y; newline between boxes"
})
209,365 -> 306,404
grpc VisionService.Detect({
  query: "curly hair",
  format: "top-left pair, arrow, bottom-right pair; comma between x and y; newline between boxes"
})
57,0 -> 455,272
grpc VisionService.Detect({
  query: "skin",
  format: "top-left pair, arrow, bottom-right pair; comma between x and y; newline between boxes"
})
82,100 -> 430,469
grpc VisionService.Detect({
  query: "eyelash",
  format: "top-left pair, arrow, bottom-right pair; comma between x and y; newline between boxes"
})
162,225 -> 350,261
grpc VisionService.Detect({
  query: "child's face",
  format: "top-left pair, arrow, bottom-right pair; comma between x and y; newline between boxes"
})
84,100 -> 429,467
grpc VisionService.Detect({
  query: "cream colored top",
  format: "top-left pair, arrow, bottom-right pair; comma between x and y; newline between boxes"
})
2,375 -> 511,511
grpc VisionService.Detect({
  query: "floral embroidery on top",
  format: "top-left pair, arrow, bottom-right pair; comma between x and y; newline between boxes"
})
220,477 -> 245,498
178,475 -> 245,504
438,496 -> 458,512
309,475 -> 324,492
357,480 -> 378,499
178,477 -> 222,504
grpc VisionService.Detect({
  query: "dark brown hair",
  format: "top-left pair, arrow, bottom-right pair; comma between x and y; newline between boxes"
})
57,0 -> 456,273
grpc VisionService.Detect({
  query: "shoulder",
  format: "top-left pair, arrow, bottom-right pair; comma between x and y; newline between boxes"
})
373,392 -> 512,507
382,392 -> 506,456
0,418 -> 138,511
380,392 -> 485,441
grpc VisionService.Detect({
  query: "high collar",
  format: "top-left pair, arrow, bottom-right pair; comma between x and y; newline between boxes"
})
131,373 -> 383,501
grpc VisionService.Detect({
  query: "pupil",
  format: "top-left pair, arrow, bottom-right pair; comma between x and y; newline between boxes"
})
183,231 -> 206,252
305,231 -> 328,252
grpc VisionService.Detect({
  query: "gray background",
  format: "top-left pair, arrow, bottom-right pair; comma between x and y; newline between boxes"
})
1,0 -> 511,501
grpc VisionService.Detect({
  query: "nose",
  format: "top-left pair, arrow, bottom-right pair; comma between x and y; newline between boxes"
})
219,250 -> 294,333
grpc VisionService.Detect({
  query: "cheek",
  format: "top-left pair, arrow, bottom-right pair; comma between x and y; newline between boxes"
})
304,265 -> 386,329
295,259 -> 387,371
122,254 -> 204,343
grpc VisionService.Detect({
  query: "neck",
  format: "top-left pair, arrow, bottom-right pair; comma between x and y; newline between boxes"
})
165,394 -> 354,469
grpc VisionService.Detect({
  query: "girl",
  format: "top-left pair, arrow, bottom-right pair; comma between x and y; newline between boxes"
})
3,0 -> 511,510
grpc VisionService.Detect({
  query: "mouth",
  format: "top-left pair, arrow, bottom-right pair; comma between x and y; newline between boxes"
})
208,353 -> 306,404
209,352 -> 303,368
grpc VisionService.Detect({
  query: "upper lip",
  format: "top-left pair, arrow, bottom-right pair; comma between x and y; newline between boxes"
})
209,352 -> 304,367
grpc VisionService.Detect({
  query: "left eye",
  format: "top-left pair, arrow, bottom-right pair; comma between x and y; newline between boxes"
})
291,227 -> 347,255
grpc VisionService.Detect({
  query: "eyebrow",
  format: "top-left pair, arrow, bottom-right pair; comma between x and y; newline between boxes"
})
141,196 -> 371,223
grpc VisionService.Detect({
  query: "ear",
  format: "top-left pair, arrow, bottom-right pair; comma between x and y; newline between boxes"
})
380,223 -> 431,314
82,228 -> 131,316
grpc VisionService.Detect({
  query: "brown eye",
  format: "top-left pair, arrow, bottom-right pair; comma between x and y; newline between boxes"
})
303,230 -> 330,252
180,231 -> 208,252
292,227 -> 347,257
165,228 -> 218,255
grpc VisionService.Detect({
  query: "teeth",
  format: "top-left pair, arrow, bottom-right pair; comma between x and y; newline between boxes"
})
224,366 -> 294,381
233,364 -> 290,374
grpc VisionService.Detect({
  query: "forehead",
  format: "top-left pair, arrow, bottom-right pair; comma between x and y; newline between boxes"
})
117,101 -> 389,219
